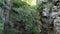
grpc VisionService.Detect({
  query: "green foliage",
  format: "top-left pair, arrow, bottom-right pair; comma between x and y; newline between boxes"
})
12,0 -> 30,7
11,0 -> 40,33
37,2 -> 43,11
0,0 -> 40,34
11,6 -> 39,34
0,32 -> 3,34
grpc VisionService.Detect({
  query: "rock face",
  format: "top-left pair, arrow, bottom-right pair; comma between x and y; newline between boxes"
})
42,5 -> 49,17
54,17 -> 60,34
41,3 -> 53,34
41,0 -> 60,34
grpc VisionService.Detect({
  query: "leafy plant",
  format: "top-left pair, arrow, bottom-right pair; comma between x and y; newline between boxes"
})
0,0 -> 41,34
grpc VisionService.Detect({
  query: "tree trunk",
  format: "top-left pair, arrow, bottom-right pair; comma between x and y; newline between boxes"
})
1,0 -> 11,34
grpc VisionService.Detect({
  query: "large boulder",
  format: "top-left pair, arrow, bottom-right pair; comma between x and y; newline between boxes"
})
54,16 -> 60,34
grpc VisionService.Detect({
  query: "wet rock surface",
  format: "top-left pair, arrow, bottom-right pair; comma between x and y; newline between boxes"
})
41,0 -> 60,34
